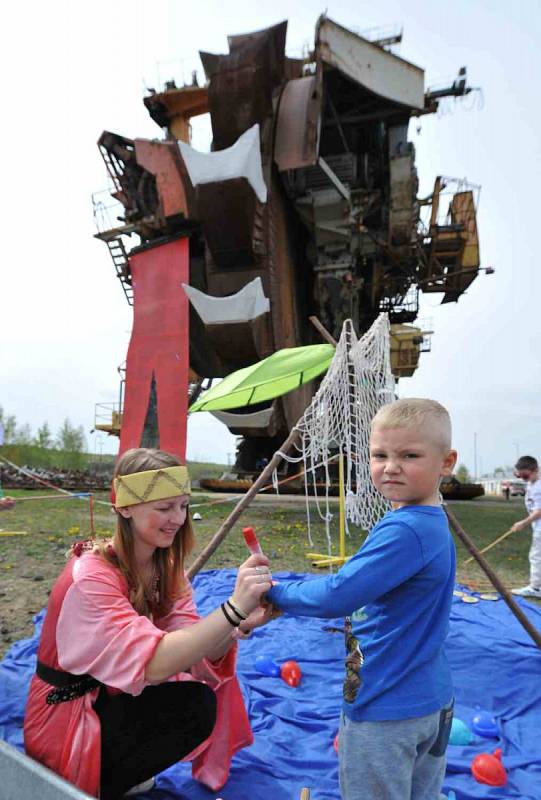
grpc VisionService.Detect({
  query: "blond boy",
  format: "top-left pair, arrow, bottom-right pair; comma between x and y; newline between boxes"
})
267,398 -> 457,800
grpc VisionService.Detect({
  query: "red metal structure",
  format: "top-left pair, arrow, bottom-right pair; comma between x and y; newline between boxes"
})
119,237 -> 190,460
93,17 -> 488,470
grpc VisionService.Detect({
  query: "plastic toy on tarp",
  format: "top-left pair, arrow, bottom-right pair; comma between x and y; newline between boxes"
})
471,707 -> 499,738
280,660 -> 302,687
471,747 -> 507,786
243,526 -> 263,555
254,656 -> 303,686
254,655 -> 281,677
449,717 -> 473,746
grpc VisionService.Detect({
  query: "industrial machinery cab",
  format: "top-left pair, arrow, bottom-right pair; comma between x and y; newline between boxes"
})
93,16 -> 488,471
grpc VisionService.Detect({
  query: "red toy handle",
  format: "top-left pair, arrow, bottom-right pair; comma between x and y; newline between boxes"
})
243,526 -> 263,555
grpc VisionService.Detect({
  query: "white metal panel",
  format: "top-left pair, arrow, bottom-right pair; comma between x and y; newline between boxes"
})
212,406 -> 275,429
182,277 -> 270,324
0,740 -> 93,800
317,18 -> 425,110
179,123 -> 267,202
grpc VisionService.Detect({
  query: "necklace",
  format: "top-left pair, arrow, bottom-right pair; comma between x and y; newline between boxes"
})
144,563 -> 159,600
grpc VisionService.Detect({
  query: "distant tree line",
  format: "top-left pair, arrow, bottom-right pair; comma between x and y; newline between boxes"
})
0,406 -> 96,472
454,464 -> 517,483
0,406 -> 87,452
455,464 -> 472,483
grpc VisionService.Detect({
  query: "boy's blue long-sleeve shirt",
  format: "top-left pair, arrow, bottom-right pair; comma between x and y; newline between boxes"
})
267,505 -> 455,721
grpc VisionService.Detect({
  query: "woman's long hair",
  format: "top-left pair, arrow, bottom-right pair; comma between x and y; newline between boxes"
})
99,448 -> 194,618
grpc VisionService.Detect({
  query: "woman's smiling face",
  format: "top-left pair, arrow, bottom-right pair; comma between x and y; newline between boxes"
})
121,495 -> 190,552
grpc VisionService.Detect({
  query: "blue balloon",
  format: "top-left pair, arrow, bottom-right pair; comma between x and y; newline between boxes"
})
449,717 -> 473,746
254,655 -> 281,677
471,709 -> 499,738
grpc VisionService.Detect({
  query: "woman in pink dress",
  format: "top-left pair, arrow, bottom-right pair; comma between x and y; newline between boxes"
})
24,448 -> 272,799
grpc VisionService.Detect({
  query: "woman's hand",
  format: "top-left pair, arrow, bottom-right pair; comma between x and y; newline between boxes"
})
230,554 -> 272,617
231,602 -> 282,640
243,601 -> 281,630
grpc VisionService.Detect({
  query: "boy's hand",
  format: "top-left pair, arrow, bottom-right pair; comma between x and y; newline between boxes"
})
261,598 -> 283,620
242,604 -> 275,631
511,520 -> 529,532
232,601 -> 282,640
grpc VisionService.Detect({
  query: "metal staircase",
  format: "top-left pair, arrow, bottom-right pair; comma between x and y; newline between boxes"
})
98,138 -> 129,203
92,188 -> 135,306
104,235 -> 133,305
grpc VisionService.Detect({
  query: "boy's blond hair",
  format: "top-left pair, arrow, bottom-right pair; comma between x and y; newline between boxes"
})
371,398 -> 452,450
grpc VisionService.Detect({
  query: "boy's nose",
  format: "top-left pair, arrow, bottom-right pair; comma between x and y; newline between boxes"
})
384,461 -> 400,473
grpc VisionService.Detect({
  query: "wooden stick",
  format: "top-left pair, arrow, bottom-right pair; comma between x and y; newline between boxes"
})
188,316 -> 340,578
187,426 -> 302,578
309,315 -> 337,346
463,527 -> 516,565
445,505 -> 541,649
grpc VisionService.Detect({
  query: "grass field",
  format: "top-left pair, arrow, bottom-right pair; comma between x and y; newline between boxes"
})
0,490 -> 538,657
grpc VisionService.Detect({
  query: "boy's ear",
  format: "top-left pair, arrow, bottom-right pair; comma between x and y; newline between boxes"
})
441,449 -> 458,476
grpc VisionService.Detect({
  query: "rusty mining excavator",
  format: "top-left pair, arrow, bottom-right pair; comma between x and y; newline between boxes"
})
93,16 -> 488,472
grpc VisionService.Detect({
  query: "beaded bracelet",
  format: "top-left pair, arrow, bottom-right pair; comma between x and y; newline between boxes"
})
221,602 -> 241,627
226,598 -> 248,621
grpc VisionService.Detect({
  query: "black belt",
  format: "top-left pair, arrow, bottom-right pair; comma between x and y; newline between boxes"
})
36,660 -> 101,705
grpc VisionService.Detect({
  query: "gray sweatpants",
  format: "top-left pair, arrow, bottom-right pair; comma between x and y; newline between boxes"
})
530,528 -> 541,587
338,704 -> 453,800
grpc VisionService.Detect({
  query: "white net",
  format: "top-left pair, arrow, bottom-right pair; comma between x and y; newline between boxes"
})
279,314 -> 395,545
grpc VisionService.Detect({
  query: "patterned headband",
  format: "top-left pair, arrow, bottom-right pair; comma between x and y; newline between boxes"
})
114,466 -> 191,508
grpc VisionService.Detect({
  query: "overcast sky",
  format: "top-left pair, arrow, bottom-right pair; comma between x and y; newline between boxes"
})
1,0 -> 540,475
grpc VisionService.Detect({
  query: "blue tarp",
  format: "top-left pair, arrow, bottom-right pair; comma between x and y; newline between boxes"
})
1,570 -> 540,799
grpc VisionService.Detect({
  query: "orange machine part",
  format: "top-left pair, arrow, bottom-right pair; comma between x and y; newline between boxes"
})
134,139 -> 193,220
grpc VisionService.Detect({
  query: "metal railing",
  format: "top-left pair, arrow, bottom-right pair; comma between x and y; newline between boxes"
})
94,403 -> 123,433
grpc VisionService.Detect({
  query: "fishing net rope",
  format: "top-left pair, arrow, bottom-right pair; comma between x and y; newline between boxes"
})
277,314 -> 395,547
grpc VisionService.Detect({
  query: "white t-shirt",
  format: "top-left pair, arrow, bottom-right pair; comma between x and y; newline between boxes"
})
525,478 -> 541,534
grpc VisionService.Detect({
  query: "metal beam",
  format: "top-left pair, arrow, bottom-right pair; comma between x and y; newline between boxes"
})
317,157 -> 351,201
0,740 -> 93,800
322,105 -> 409,128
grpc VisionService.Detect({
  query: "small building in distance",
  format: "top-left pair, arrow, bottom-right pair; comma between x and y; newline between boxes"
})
480,476 -> 526,497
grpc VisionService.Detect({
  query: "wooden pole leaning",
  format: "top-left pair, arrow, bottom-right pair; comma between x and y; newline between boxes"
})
308,315 -> 338,346
187,426 -> 302,578
444,505 -> 541,649
188,316 -> 338,579
463,527 -> 515,565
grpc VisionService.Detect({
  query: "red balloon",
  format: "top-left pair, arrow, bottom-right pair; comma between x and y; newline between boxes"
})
280,660 -> 302,687
471,747 -> 507,787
